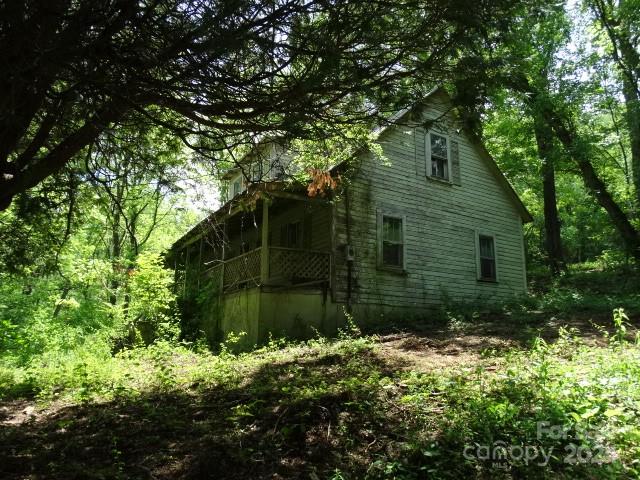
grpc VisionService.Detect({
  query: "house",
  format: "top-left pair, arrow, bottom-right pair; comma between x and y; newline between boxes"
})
169,88 -> 532,348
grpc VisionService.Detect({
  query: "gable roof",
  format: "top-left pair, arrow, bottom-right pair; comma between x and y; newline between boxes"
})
171,88 -> 532,253
371,87 -> 532,223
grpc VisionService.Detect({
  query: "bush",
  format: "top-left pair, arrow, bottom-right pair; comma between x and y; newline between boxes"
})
128,252 -> 180,344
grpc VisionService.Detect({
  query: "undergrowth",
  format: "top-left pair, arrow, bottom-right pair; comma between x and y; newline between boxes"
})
1,310 -> 639,478
1,267 -> 639,478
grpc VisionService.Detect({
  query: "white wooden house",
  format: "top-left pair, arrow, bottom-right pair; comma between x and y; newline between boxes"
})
169,88 -> 532,348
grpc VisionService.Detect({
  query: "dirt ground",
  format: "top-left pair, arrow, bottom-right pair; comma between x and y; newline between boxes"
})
374,310 -> 633,372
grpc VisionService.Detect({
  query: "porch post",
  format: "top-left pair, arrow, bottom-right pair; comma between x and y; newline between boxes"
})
197,237 -> 203,289
221,221 -> 227,288
260,198 -> 270,284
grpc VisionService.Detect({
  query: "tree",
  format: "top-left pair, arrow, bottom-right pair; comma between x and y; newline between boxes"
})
0,171 -> 78,275
587,0 -> 640,208
81,122 -> 177,307
453,1 -> 640,262
0,0 -> 522,211
529,84 -> 640,260
533,108 -> 566,274
456,2 -> 570,273
525,6 -> 571,275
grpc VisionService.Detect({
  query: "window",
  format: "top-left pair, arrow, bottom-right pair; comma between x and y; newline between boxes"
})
477,234 -> 497,281
232,178 -> 242,197
271,160 -> 286,180
250,161 -> 263,182
280,222 -> 302,248
427,132 -> 450,180
380,214 -> 405,269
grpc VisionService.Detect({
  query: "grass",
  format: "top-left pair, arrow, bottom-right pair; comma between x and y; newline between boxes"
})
1,267 -> 640,479
1,321 -> 640,478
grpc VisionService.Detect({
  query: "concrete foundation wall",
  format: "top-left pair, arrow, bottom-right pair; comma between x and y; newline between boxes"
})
218,289 -> 261,347
213,288 -> 346,349
259,289 -> 345,341
210,287 -> 445,350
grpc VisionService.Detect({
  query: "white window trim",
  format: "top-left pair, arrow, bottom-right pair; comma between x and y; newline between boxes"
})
475,231 -> 499,282
232,175 -> 243,196
250,159 -> 264,182
377,210 -> 407,273
425,131 -> 452,183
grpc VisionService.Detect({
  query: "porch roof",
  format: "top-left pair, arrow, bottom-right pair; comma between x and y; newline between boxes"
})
168,182 -> 328,254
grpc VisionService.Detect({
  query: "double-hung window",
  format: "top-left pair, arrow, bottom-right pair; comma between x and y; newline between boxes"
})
477,233 -> 497,281
427,132 -> 450,181
250,161 -> 263,182
232,178 -> 242,197
280,221 -> 302,249
378,213 -> 405,270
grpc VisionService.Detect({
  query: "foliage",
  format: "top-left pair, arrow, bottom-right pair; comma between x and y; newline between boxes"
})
0,248 -> 179,399
448,0 -> 640,265
0,0 -> 525,211
126,252 -> 179,343
1,304 -> 639,478
1,2 -> 640,477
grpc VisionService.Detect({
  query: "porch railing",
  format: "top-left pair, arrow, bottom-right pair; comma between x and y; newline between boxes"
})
224,247 -> 262,289
268,247 -> 331,285
203,247 -> 330,292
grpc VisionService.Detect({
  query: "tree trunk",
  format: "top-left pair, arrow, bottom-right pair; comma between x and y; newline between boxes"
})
550,115 -> 640,261
590,0 -> 640,209
511,72 -> 640,262
110,209 -> 121,307
109,181 -> 125,306
621,77 -> 640,209
533,113 -> 566,275
52,285 -> 71,318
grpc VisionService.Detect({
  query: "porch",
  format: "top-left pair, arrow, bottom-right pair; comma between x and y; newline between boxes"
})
173,189 -> 334,297
204,245 -> 331,293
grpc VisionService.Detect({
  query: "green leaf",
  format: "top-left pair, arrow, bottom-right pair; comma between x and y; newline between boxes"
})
581,407 -> 600,419
603,408 -> 625,418
569,412 -> 582,422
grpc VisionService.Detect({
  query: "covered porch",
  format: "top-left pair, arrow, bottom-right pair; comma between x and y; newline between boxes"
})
205,245 -> 331,293
169,186 -> 345,348
173,187 -> 333,297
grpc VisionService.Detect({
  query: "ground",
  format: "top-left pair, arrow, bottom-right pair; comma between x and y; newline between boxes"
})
1,305 -> 639,479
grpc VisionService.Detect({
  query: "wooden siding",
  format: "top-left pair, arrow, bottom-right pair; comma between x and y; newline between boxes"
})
215,200 -> 333,264
332,92 -> 527,308
269,201 -> 332,251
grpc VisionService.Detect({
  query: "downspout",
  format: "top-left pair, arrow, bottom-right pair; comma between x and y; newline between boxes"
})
345,186 -> 353,312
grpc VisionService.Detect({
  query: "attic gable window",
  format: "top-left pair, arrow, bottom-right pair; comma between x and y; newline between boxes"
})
427,132 -> 450,181
250,161 -> 263,182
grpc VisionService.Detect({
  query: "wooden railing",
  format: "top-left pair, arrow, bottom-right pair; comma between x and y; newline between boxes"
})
224,247 -> 262,289
205,262 -> 224,291
269,247 -> 331,285
203,247 -> 330,292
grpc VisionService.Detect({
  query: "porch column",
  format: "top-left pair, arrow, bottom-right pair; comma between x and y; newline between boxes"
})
221,221 -> 227,288
260,198 -> 270,284
197,237 -> 203,289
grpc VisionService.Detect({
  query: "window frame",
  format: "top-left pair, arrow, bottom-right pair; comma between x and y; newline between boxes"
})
250,160 -> 264,182
377,210 -> 407,273
231,176 -> 243,197
426,131 -> 452,182
475,231 -> 498,282
270,159 -> 286,180
280,221 -> 303,249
